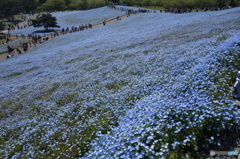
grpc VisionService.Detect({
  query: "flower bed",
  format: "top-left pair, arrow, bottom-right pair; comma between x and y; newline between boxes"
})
0,7 -> 239,158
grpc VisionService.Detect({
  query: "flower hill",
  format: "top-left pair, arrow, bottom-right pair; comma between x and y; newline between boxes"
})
0,7 -> 240,158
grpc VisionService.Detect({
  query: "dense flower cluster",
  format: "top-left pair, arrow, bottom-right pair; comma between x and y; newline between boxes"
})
0,6 -> 239,158
86,37 -> 240,158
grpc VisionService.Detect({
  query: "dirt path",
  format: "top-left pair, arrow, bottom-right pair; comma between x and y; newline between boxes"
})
0,13 -> 130,61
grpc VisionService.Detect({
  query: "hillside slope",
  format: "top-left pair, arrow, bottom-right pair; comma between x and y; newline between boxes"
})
10,6 -> 127,35
0,7 -> 240,158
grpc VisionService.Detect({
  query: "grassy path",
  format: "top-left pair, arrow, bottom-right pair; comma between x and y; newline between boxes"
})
0,13 -> 129,61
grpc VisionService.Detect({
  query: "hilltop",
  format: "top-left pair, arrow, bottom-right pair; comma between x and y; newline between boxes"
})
0,6 -> 240,158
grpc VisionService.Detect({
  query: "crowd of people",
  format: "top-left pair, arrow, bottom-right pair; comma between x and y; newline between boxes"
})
7,23 -> 31,32
60,24 -> 93,34
109,4 -> 158,15
3,33 -> 47,59
165,6 -> 233,13
5,15 -> 32,32
2,22 -> 96,59
109,4 -> 234,14
6,42 -> 27,58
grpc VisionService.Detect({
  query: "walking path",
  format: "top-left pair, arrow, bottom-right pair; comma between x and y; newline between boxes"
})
0,13 -> 130,61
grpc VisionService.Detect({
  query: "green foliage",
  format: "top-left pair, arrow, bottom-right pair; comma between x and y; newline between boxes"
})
0,0 -> 37,19
21,0 -> 37,13
111,0 -> 120,3
229,0 -> 239,7
0,22 -> 5,31
0,0 -> 239,17
118,0 -> 240,8
159,0 -> 219,9
69,0 -> 107,10
69,0 -> 83,10
88,0 -> 108,9
140,0 -> 152,6
40,0 -> 67,11
0,0 -> 21,20
120,0 -> 136,5
82,0 -> 89,9
32,14 -> 60,31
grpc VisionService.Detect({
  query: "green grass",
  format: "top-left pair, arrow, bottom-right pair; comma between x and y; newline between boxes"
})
0,37 -> 6,45
136,6 -> 165,11
5,67 -> 39,78
0,51 -> 7,56
7,72 -> 22,77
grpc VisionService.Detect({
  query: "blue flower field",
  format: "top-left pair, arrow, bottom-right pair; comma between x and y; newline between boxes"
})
0,6 -> 240,158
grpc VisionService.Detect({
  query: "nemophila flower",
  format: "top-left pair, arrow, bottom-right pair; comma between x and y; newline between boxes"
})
1,6 -> 240,159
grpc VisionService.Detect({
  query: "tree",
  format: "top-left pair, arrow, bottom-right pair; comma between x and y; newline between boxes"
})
0,0 -> 22,20
82,0 -> 89,9
32,14 -> 60,31
88,0 -> 107,8
140,0 -> 152,6
110,0 -> 120,3
120,0 -> 135,5
229,0 -> 237,7
22,0 -> 37,14
69,0 -> 82,10
65,0 -> 72,7
38,0 -> 48,4
161,0 -> 180,9
151,0 -> 163,6
217,0 -> 229,7
40,0 -> 67,11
